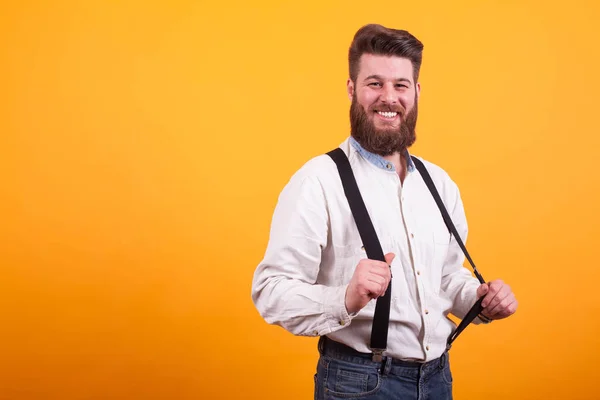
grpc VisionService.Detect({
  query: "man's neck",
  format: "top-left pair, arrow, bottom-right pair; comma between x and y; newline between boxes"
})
383,152 -> 407,183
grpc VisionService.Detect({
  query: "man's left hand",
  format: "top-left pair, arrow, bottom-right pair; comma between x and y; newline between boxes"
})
476,280 -> 518,320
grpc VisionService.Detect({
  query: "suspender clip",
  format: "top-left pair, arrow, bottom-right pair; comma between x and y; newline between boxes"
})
371,348 -> 385,362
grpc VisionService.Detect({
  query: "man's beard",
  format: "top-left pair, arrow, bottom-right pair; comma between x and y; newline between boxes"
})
350,93 -> 418,156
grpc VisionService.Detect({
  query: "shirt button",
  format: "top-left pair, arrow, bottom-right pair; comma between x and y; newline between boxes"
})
340,320 -> 345,326
313,330 -> 319,336
411,233 -> 414,239
425,310 -> 429,315
361,246 -> 365,251
417,271 -> 421,276
386,164 -> 392,170
426,346 -> 430,351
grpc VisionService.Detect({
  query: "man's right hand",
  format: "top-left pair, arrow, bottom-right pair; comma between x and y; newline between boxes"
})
344,253 -> 395,314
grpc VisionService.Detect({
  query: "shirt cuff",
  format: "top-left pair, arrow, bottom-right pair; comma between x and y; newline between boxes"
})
323,285 -> 356,334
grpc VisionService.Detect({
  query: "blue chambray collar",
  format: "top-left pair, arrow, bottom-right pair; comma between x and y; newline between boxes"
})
350,137 -> 416,173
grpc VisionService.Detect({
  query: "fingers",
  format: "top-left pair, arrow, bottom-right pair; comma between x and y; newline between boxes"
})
502,299 -> 518,317
358,258 -> 392,279
480,279 -> 518,320
487,296 -> 518,318
476,283 -> 489,298
481,280 -> 505,309
384,252 -> 396,265
363,280 -> 387,299
345,255 -> 395,314
353,273 -> 387,300
355,257 -> 392,298
366,273 -> 386,287
485,287 -> 510,315
366,274 -> 388,297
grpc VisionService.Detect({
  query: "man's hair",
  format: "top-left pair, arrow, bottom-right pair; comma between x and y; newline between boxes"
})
349,24 -> 424,83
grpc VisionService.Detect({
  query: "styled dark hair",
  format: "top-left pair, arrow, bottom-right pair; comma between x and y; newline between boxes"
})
349,24 -> 424,83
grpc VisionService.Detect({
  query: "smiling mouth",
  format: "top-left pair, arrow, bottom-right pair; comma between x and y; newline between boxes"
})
376,111 -> 399,119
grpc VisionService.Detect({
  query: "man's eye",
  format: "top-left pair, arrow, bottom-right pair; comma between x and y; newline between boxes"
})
369,82 -> 381,87
396,84 -> 408,88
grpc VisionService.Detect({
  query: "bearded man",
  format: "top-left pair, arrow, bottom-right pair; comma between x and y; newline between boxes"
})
252,24 -> 517,400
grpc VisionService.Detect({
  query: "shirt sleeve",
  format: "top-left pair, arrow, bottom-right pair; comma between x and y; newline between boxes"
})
251,172 -> 354,336
439,181 -> 484,323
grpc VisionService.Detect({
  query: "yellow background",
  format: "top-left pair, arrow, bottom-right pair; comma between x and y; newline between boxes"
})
1,1 -> 599,399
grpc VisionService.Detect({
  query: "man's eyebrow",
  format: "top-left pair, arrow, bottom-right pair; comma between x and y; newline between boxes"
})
363,75 -> 412,84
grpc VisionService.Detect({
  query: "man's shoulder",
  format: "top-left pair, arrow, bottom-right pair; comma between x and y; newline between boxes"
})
410,155 -> 460,193
291,140 -> 352,182
275,146 -> 347,206
299,153 -> 338,175
411,155 -> 451,179
288,154 -> 341,192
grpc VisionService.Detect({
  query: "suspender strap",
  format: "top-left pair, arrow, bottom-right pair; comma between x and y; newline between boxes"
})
326,148 -> 391,357
410,156 -> 486,349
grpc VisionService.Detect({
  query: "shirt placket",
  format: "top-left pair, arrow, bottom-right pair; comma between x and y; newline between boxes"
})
400,176 -> 433,359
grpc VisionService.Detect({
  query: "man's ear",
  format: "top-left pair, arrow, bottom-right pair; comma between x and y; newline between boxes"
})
346,78 -> 354,100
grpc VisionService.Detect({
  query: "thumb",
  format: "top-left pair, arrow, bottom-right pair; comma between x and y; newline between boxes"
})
477,283 -> 489,298
384,253 -> 396,265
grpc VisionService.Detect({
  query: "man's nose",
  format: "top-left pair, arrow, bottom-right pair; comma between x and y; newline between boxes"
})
380,83 -> 398,104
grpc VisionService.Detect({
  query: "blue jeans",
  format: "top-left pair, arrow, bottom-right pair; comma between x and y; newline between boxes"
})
314,337 -> 453,400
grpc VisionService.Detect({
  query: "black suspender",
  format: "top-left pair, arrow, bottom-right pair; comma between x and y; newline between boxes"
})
410,156 -> 486,350
326,148 -> 391,361
326,147 -> 486,359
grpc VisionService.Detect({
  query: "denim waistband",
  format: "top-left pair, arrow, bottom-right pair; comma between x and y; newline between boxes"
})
318,336 -> 447,370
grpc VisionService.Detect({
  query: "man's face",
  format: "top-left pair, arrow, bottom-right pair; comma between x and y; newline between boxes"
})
348,54 -> 421,156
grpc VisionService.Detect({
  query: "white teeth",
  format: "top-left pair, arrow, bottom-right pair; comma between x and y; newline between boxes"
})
377,111 -> 398,118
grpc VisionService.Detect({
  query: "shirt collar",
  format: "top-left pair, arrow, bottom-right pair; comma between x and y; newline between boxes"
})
350,137 -> 415,173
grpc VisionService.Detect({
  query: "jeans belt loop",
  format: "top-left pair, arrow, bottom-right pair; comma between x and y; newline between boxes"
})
382,355 -> 392,376
439,351 -> 447,370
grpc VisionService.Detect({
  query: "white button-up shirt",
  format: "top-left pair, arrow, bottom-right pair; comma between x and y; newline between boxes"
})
252,137 -> 482,361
